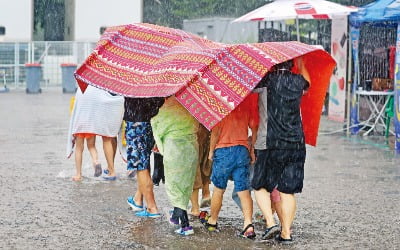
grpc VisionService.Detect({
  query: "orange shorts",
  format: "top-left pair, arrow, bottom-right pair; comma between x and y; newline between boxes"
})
74,133 -> 96,139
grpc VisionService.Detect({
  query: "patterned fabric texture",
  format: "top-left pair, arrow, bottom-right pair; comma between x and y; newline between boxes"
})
125,121 -> 155,171
75,23 -> 335,146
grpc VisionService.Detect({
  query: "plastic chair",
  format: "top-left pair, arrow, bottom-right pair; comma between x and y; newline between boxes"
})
385,95 -> 394,137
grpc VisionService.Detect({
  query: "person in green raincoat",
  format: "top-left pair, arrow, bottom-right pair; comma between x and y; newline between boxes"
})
151,96 -> 199,236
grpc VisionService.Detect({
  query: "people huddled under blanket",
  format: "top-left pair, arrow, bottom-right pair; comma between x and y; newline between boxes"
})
68,58 -> 309,244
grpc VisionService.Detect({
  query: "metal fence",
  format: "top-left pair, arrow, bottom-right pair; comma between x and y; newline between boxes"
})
0,41 -> 96,89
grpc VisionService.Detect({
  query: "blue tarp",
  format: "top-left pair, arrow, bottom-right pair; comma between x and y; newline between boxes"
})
350,0 -> 400,27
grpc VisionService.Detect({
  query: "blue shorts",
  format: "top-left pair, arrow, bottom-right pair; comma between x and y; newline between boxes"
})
211,145 -> 250,192
125,121 -> 155,171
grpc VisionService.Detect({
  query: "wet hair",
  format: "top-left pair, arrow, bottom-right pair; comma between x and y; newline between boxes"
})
273,60 -> 294,71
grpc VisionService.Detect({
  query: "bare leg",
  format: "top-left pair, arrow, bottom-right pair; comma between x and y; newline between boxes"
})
272,200 -> 283,223
278,192 -> 296,239
103,136 -> 116,176
254,188 -> 276,228
190,188 -> 200,216
73,136 -> 84,181
237,190 -> 254,232
207,187 -> 225,225
137,169 -> 158,214
202,183 -> 211,199
134,189 -> 143,207
200,182 -> 211,208
111,136 -> 117,159
86,136 -> 99,166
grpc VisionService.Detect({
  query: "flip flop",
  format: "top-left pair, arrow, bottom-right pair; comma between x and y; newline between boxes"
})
239,224 -> 256,240
94,164 -> 102,177
103,175 -> 117,181
135,209 -> 161,218
275,234 -> 293,244
127,196 -> 144,211
261,225 -> 279,240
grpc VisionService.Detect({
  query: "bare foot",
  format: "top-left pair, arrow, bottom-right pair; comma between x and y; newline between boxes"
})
72,175 -> 82,181
190,210 -> 200,217
200,197 -> 211,208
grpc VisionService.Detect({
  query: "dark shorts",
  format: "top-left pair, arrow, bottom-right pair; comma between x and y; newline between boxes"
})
252,148 -> 306,194
211,145 -> 250,192
125,121 -> 155,171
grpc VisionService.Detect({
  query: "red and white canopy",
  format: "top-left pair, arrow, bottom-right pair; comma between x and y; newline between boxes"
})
233,0 -> 357,22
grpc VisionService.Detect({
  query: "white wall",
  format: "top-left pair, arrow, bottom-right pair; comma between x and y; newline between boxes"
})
183,18 -> 259,44
0,0 -> 32,41
74,0 -> 143,41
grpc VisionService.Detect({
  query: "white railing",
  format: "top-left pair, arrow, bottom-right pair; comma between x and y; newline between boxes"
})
0,41 -> 96,89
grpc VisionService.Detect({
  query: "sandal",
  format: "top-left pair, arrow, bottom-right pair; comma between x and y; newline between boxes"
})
94,163 -> 102,177
275,234 -> 293,244
261,224 -> 279,240
199,211 -> 209,224
204,221 -> 218,232
240,224 -> 256,239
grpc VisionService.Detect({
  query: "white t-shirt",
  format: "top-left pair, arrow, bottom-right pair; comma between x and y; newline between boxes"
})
254,87 -> 267,150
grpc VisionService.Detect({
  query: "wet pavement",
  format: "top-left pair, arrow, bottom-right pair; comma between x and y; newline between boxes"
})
0,88 -> 399,249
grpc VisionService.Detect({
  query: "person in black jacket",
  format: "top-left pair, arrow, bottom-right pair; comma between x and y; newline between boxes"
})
252,59 -> 309,244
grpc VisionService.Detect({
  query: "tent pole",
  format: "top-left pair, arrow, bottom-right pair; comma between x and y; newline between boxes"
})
346,28 -> 352,135
296,17 -> 300,41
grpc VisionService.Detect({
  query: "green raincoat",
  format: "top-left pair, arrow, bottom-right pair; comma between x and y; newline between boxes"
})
151,97 -> 199,210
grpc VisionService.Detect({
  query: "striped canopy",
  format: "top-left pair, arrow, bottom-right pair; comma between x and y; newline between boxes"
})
75,23 -> 335,146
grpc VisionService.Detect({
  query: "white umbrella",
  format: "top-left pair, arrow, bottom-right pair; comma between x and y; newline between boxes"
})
233,0 -> 357,41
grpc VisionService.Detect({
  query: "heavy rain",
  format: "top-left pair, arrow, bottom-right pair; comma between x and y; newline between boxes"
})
0,0 -> 399,249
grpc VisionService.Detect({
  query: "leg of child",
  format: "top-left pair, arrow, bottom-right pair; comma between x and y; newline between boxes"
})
270,188 -> 282,221
190,164 -> 202,216
86,136 -> 100,167
73,136 -> 84,181
103,136 -> 116,176
190,188 -> 200,216
254,188 -> 277,228
237,190 -> 254,234
137,169 -> 158,214
207,186 -> 225,225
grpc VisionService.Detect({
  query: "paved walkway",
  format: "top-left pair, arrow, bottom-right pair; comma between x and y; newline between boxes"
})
0,88 -> 399,249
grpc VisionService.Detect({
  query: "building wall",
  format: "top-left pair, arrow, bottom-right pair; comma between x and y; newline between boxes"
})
74,0 -> 143,41
0,0 -> 32,41
64,0 -> 75,41
183,17 -> 258,44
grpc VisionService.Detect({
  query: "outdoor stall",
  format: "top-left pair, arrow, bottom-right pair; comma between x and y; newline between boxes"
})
232,0 -> 357,123
348,0 -> 400,150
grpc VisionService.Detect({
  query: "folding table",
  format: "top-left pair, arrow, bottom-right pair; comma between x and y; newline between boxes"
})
356,90 -> 394,136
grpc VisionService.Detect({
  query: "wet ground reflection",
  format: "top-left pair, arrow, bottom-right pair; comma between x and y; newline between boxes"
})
0,88 -> 399,249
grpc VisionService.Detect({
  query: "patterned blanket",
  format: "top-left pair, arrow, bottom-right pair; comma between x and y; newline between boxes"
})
75,23 -> 335,146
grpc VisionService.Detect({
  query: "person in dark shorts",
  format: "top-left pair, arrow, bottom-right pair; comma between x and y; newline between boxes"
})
124,97 -> 165,218
205,93 -> 259,239
252,59 -> 310,244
